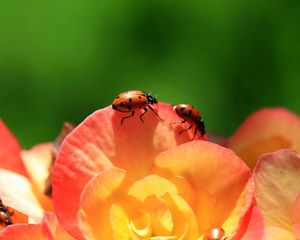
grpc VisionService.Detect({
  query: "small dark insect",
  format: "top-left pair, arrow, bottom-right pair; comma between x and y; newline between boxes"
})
203,227 -> 227,240
112,90 -> 163,125
171,103 -> 205,140
0,199 -> 13,227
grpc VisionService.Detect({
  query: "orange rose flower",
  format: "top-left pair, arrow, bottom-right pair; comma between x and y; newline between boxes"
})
49,103 -> 260,239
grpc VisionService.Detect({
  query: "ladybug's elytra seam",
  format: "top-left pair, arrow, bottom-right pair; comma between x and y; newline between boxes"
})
112,90 -> 163,125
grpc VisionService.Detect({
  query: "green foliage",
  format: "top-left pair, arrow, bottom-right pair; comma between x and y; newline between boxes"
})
0,0 -> 299,147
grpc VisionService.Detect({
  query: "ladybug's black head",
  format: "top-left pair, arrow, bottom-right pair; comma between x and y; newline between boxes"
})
144,93 -> 158,104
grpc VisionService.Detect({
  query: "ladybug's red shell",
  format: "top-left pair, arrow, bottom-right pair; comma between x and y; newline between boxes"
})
174,104 -> 201,124
173,103 -> 206,138
112,90 -> 149,112
203,227 -> 226,240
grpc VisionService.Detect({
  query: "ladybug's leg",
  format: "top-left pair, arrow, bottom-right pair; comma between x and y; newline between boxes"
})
192,126 -> 198,141
148,105 -> 164,121
139,108 -> 148,123
121,111 -> 135,125
169,120 -> 186,125
179,124 -> 193,135
7,208 -> 14,216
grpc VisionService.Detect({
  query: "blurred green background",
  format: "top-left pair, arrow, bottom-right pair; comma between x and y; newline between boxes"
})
1,0 -> 299,148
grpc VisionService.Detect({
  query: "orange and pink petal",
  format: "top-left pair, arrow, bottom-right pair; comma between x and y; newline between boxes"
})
77,168 -> 127,240
233,205 -> 264,240
254,149 -> 300,239
228,108 -> 300,169
292,194 -> 300,238
0,224 -> 43,240
41,212 -> 74,240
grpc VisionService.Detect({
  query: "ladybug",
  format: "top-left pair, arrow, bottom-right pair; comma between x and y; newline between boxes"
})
172,103 -> 205,140
0,199 -> 13,227
203,227 -> 226,240
112,90 -> 163,125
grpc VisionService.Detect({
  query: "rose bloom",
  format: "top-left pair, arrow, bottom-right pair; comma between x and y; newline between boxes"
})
227,108 -> 300,169
49,103 -> 261,239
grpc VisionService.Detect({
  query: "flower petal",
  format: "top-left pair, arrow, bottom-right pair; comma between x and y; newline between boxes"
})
77,168 -> 127,240
292,194 -> 300,238
152,141 -> 251,236
263,226 -> 295,239
53,102 -> 194,237
0,169 -> 43,221
234,205 -> 264,240
21,143 -> 53,211
222,177 -> 255,238
228,108 -> 300,169
193,188 -> 216,234
128,175 -> 178,202
21,143 -> 52,194
254,149 -> 300,236
162,193 -> 199,240
140,195 -> 173,236
0,224 -> 43,240
110,204 -> 131,240
0,119 -> 27,176
41,212 -> 74,240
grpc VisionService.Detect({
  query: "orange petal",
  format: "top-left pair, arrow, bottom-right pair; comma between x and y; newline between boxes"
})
228,108 -> 300,169
222,177 -> 255,238
128,175 -> 178,202
110,204 -> 131,240
77,168 -> 127,240
152,141 -> 251,234
21,143 -> 53,211
129,212 -> 152,238
254,149 -> 300,236
162,193 -> 199,239
292,194 -> 300,238
194,188 -> 216,234
0,169 -> 43,221
0,119 -> 27,176
168,176 -> 196,208
140,195 -> 173,236
53,102 -> 193,238
41,212 -> 74,240
0,224 -> 43,240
